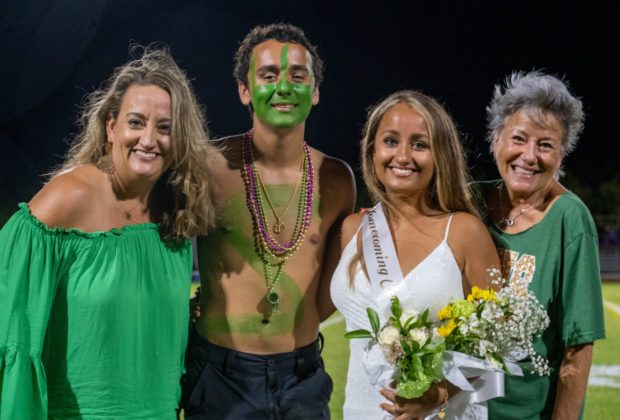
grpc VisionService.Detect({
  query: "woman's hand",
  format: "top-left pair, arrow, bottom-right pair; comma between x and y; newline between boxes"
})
379,380 -> 450,420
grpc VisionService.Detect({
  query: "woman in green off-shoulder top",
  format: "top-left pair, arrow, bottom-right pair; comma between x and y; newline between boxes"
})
0,46 -> 217,419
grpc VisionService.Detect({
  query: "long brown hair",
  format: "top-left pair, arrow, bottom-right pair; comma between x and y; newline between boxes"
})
54,45 -> 217,239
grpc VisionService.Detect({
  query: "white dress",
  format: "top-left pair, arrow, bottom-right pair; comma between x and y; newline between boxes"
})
331,214 -> 464,420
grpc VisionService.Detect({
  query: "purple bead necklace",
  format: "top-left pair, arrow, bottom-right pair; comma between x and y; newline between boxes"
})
241,129 -> 314,312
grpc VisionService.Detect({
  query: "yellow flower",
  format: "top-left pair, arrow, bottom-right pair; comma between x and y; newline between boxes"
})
438,305 -> 453,321
437,319 -> 456,338
467,286 -> 498,302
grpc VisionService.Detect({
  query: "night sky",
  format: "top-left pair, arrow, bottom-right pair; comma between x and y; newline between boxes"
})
1,1 -> 618,223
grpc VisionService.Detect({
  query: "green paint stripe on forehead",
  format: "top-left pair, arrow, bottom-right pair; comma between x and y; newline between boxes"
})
280,44 -> 289,71
250,53 -> 256,89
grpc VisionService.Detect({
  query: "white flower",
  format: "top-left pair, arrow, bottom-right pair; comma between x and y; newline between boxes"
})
409,327 -> 430,347
460,314 -> 485,337
481,300 -> 502,322
378,325 -> 400,346
477,339 -> 496,357
485,354 -> 502,369
400,309 -> 419,326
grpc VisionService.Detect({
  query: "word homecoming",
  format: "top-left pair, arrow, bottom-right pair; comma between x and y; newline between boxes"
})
367,209 -> 388,276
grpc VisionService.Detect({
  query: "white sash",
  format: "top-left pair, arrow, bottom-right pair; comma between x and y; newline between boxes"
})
362,203 -> 406,309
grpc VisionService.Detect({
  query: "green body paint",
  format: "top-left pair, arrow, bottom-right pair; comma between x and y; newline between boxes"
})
250,44 -> 314,128
198,187 -> 321,336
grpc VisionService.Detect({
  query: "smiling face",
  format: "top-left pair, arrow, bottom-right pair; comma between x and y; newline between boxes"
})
106,83 -> 172,185
239,39 -> 318,128
373,103 -> 434,198
493,109 -> 563,200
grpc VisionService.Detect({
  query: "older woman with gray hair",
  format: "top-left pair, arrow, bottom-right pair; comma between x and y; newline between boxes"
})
476,71 -> 606,420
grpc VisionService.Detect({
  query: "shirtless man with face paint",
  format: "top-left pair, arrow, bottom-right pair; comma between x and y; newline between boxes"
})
181,24 -> 356,419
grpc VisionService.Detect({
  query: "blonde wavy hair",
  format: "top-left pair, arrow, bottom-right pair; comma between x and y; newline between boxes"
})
350,90 -> 478,285
54,45 -> 216,239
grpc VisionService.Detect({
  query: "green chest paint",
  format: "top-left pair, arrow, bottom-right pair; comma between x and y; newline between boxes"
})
198,188 -> 322,335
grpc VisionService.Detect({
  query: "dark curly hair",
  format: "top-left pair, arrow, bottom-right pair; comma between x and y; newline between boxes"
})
233,23 -> 324,89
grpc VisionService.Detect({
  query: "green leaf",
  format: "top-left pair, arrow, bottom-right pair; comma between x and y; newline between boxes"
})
411,354 -> 423,373
420,308 -> 429,325
366,307 -> 381,335
424,343 -> 444,354
344,329 -> 373,339
391,297 -> 402,319
403,316 -> 415,331
401,339 -> 413,355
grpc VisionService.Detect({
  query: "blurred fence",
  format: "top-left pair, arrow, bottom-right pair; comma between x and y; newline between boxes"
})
596,214 -> 620,281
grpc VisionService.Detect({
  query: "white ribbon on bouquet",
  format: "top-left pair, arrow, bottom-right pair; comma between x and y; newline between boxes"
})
424,351 -> 523,420
364,347 -> 523,420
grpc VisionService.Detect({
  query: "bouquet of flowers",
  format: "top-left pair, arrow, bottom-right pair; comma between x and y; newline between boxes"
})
344,297 -> 446,399
437,268 -> 550,376
345,268 -> 550,401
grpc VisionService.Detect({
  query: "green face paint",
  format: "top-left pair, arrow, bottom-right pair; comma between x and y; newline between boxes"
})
250,44 -> 314,128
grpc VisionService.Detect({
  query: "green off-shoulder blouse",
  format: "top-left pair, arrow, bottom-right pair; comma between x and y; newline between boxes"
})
0,204 -> 193,419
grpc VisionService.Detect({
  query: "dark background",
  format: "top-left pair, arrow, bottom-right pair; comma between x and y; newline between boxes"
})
1,0 -> 619,226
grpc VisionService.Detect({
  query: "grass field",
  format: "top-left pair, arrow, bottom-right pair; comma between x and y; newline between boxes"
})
320,283 -> 620,420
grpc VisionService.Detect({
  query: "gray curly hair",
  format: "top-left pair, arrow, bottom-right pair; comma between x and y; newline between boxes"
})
486,70 -> 584,157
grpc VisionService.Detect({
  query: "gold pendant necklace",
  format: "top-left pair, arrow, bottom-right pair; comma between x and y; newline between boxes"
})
254,153 -> 304,234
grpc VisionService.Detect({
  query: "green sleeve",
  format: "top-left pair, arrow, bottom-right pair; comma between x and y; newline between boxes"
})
0,204 -> 64,419
559,211 -> 606,347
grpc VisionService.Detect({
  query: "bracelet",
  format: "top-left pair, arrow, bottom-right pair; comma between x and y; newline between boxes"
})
437,381 -> 448,418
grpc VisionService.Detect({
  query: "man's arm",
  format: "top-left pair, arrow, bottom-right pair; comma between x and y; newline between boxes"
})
551,343 -> 593,420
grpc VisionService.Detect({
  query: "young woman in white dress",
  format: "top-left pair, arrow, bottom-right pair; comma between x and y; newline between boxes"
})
326,91 -> 501,419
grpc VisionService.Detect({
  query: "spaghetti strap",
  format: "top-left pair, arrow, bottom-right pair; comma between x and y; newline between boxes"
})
443,213 -> 454,241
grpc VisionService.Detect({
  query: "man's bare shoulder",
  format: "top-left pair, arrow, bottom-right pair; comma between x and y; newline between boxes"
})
29,165 -> 105,229
208,134 -> 244,176
311,149 -> 354,180
312,150 -> 356,204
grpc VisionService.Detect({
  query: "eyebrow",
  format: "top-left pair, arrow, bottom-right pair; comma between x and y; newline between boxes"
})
380,129 -> 429,139
126,112 -> 171,122
256,64 -> 280,74
126,112 -> 146,119
512,127 -> 556,141
289,64 -> 309,73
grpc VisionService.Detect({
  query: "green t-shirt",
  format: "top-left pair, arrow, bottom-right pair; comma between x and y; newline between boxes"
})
477,181 -> 606,420
0,204 -> 193,419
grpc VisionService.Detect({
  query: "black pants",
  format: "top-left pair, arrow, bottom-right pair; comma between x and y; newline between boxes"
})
182,329 -> 332,419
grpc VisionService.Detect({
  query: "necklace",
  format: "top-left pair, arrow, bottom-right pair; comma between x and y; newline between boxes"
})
501,205 -> 530,227
497,183 -> 544,227
254,154 -> 304,234
116,198 -> 147,224
108,173 -> 147,224
241,129 -> 314,314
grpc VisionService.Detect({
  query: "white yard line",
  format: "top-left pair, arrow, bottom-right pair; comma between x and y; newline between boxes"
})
604,299 -> 620,316
320,314 -> 344,329
589,365 -> 620,388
